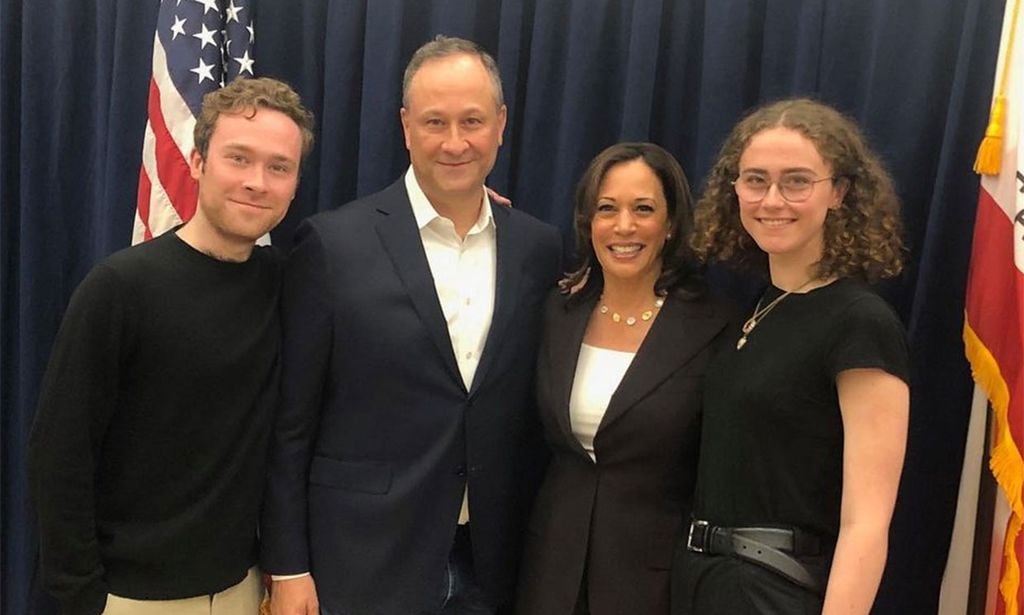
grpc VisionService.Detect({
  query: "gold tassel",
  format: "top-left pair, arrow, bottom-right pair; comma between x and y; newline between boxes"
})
975,95 -> 1007,175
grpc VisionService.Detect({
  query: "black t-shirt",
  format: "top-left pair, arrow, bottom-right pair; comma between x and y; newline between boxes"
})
692,278 -> 909,544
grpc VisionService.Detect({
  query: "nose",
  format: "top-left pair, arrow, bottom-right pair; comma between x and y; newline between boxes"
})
441,124 -> 469,156
761,181 -> 785,206
613,209 -> 636,234
242,165 -> 267,192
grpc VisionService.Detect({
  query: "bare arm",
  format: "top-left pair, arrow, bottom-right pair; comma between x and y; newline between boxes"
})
821,368 -> 909,614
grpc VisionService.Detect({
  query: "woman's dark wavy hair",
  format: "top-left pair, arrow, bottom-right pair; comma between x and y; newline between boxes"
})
562,142 -> 705,305
692,98 -> 904,282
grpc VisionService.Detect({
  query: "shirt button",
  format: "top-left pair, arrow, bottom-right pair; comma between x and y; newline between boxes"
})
464,298 -> 471,306
465,352 -> 473,360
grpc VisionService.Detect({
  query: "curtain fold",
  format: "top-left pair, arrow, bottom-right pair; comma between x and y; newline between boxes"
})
0,1 -> 1005,612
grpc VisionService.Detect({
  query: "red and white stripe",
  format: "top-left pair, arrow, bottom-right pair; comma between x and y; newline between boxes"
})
134,30 -> 199,245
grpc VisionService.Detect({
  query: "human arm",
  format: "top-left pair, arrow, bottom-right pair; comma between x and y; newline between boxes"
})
269,575 -> 319,615
485,185 -> 511,208
260,221 -> 333,584
28,266 -> 129,615
821,368 -> 909,614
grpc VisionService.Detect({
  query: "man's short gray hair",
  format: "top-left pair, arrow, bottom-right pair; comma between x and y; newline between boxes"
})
402,35 -> 505,108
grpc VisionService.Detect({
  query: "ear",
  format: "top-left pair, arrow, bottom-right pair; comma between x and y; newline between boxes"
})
496,104 -> 508,146
831,177 -> 851,209
188,149 -> 204,180
400,108 -> 412,150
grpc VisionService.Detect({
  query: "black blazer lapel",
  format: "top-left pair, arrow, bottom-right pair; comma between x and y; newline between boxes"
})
598,294 -> 727,432
373,181 -> 463,390
469,204 -> 522,397
546,293 -> 598,458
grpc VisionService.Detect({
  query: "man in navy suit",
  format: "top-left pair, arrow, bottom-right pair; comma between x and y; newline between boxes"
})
261,36 -> 562,615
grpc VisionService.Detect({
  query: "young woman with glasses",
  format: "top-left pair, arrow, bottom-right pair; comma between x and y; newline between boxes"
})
670,99 -> 910,614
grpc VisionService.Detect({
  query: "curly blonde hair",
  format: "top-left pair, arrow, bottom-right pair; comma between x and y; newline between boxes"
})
692,98 -> 903,282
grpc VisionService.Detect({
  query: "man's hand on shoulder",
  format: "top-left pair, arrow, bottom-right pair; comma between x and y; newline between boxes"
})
270,575 -> 319,615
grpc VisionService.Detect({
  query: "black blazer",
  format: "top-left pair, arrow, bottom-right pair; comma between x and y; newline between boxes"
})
516,289 -> 730,615
261,179 -> 562,615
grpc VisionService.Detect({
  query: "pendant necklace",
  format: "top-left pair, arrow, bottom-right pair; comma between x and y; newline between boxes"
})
736,279 -> 815,350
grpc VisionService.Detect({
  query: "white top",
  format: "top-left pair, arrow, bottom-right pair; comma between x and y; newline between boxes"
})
569,343 -> 635,462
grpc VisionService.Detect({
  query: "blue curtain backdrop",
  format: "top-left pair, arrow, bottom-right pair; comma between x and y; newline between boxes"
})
0,0 -> 1004,613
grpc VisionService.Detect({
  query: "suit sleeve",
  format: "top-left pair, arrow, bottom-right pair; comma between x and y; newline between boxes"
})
28,264 -> 130,615
261,220 -> 335,574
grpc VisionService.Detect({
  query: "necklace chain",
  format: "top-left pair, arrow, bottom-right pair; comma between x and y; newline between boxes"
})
599,294 -> 666,327
736,279 -> 815,350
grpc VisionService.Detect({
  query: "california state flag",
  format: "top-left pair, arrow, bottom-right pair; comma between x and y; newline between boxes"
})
965,1 -> 1024,613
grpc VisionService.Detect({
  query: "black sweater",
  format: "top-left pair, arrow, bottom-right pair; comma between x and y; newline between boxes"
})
29,231 -> 282,615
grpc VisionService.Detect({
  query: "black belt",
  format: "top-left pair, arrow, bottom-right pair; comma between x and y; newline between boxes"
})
686,519 -> 822,593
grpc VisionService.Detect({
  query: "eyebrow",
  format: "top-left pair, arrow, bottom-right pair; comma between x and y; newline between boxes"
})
222,143 -> 296,164
416,105 -> 488,116
740,166 -> 817,175
597,195 -> 659,202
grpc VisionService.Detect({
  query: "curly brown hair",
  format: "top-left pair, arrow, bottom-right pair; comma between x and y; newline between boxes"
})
562,142 -> 704,305
194,77 -> 315,162
692,98 -> 903,282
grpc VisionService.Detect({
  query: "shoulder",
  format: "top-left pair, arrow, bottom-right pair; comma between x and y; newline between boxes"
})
302,179 -> 408,232
496,205 -> 561,245
248,243 -> 285,274
826,280 -> 903,330
822,279 -> 909,382
93,231 -> 179,282
679,287 -> 741,323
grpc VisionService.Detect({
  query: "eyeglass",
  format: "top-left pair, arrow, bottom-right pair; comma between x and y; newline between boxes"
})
732,173 -> 834,203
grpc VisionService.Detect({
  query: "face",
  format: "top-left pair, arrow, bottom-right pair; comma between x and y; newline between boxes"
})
188,108 -> 301,252
590,159 -> 671,286
400,54 -> 507,208
736,126 -> 846,271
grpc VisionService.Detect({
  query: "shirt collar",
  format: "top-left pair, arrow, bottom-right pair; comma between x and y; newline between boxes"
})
404,166 -> 495,233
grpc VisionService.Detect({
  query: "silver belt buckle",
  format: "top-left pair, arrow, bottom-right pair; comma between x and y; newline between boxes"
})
687,519 -> 709,553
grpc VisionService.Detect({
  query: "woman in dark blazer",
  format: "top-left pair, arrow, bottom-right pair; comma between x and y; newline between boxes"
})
516,143 -> 731,615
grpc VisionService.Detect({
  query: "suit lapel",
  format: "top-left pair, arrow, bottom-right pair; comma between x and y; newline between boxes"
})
547,294 -> 598,457
598,294 -> 727,432
374,181 -> 464,390
469,204 -> 522,397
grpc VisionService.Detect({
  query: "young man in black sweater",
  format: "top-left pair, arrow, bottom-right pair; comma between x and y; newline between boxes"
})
28,77 -> 314,615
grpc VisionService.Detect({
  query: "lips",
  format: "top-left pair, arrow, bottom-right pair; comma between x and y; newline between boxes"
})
608,243 -> 644,257
229,199 -> 269,210
757,218 -> 795,227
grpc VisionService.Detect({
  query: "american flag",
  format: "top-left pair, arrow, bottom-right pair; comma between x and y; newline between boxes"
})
133,0 -> 255,245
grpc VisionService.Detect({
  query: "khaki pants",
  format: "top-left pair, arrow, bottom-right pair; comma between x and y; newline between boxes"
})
103,568 -> 263,615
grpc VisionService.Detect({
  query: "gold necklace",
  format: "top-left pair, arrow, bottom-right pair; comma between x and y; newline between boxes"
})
736,279 -> 815,350
599,294 -> 666,326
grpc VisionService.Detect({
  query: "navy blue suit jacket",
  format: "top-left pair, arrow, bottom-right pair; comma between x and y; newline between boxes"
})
261,178 -> 562,615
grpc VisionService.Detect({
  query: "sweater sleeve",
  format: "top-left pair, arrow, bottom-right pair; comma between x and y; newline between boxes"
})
28,263 -> 132,615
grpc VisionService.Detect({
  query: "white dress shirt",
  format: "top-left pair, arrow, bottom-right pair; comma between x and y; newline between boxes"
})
406,168 -> 497,525
405,167 -> 497,392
